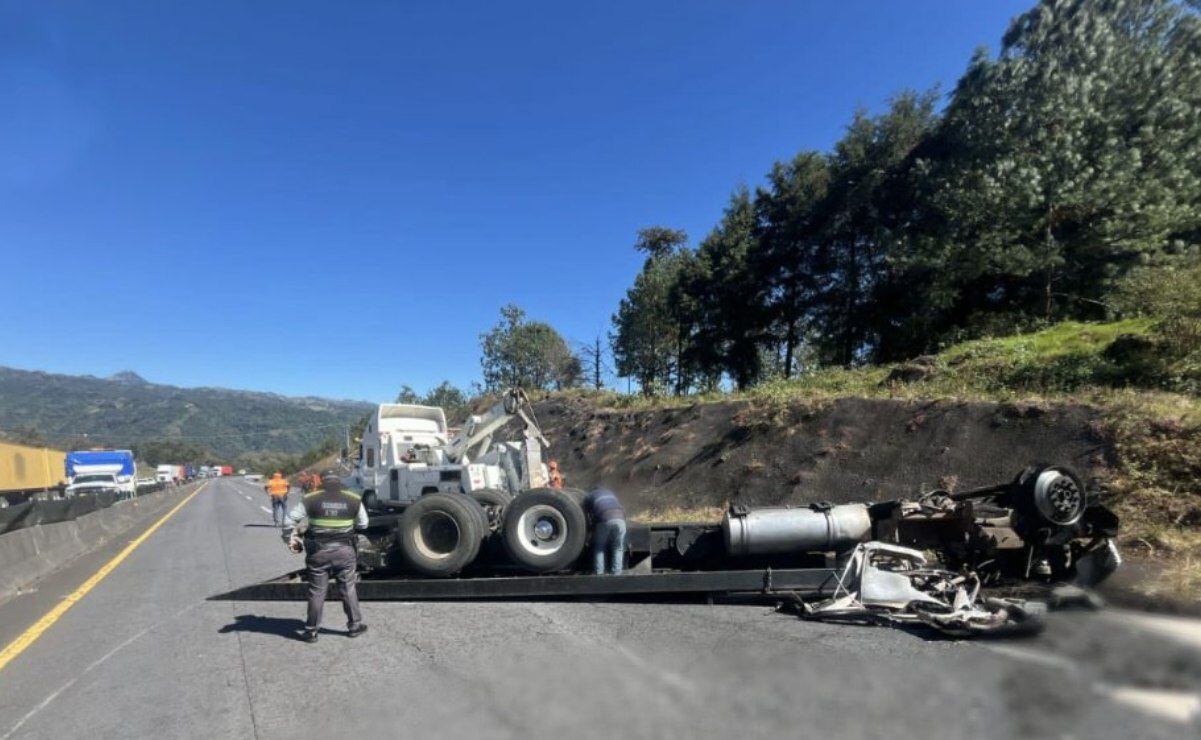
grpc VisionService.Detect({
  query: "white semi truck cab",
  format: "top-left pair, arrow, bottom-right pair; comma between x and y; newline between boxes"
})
353,389 -> 549,508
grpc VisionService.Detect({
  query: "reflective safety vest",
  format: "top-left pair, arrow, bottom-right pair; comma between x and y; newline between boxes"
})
303,488 -> 362,543
267,477 -> 289,497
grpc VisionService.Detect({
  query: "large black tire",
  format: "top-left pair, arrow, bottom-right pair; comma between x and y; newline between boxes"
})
1012,463 -> 1087,527
397,493 -> 482,577
502,488 -> 587,573
469,488 -> 513,535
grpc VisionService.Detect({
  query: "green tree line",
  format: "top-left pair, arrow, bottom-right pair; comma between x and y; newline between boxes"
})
612,0 -> 1201,394
390,304 -> 585,426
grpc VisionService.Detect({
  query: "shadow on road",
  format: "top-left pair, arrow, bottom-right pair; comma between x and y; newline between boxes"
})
219,614 -> 330,639
242,524 -> 279,528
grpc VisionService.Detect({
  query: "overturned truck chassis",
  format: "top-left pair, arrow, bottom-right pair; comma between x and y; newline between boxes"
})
216,464 -> 1119,636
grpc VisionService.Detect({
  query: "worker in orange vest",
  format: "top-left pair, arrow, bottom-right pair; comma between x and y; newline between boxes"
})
266,472 -> 290,527
548,460 -> 564,489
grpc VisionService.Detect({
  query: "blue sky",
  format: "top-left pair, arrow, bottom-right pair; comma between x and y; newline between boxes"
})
1,1 -> 1030,402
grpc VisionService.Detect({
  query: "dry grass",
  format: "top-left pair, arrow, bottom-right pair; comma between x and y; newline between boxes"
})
1158,553 -> 1201,598
1099,391 -> 1201,601
1116,522 -> 1201,602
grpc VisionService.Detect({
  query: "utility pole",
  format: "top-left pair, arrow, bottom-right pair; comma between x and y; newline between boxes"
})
593,336 -> 602,390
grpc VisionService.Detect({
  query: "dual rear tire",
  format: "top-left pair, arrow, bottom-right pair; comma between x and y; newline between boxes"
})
397,493 -> 484,577
395,487 -> 589,576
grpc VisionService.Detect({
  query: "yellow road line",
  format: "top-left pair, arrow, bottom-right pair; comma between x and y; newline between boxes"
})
0,482 -> 208,674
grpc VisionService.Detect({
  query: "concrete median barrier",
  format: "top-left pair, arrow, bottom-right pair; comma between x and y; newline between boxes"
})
0,484 -> 199,602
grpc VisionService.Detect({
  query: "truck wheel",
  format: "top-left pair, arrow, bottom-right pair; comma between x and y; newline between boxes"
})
469,488 -> 512,535
397,493 -> 482,577
1013,463 -> 1087,527
502,488 -> 587,573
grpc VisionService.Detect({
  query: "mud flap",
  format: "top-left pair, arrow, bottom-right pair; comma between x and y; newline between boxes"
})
1074,539 -> 1122,588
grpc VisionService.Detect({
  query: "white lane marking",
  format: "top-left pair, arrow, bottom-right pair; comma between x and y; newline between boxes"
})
982,644 -> 1076,672
982,643 -> 1201,725
259,506 -> 272,515
1100,685 -> 1201,724
1,602 -> 204,739
1101,609 -> 1201,652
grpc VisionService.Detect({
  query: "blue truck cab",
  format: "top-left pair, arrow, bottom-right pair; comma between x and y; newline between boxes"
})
66,450 -> 137,499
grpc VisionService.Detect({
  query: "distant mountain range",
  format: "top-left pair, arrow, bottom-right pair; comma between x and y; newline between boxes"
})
0,366 -> 374,458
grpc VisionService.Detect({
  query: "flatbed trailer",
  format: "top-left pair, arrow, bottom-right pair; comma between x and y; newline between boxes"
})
211,521 -> 842,603
210,566 -> 840,602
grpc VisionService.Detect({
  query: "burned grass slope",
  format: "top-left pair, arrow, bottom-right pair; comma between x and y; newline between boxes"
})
538,395 -> 1109,514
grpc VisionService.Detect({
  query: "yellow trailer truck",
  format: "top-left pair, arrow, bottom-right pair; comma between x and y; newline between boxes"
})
0,441 -> 67,504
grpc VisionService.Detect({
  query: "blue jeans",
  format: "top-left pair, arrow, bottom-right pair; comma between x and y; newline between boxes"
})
271,497 -> 288,527
593,518 -> 627,575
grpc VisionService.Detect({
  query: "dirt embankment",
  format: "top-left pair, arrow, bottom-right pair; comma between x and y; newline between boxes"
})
535,396 -> 1112,514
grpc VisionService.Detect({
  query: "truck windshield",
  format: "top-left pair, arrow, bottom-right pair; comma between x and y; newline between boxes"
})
73,474 -> 116,484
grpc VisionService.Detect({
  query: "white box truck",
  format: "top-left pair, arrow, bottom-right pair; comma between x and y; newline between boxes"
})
66,450 -> 137,499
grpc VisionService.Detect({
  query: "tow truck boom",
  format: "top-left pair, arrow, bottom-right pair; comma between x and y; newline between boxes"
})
443,388 -> 548,464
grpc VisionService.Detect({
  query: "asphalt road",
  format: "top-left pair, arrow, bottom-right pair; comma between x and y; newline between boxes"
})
0,478 -> 1198,739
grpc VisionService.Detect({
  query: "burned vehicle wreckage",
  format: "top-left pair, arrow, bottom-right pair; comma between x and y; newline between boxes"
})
787,463 -> 1121,635
217,459 -> 1120,638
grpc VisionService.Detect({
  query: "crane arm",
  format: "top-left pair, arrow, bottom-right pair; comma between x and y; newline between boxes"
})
444,389 -> 546,463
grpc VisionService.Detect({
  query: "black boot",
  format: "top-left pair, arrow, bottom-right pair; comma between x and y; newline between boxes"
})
347,624 -> 368,638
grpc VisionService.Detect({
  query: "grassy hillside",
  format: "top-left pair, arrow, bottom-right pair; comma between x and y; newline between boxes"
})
564,319 -> 1177,411
0,367 -> 373,458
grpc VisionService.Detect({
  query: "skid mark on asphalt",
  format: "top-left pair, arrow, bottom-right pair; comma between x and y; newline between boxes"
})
612,642 -> 696,694
982,642 -> 1201,725
379,615 -> 534,736
521,602 -> 699,700
0,601 -> 206,739
983,644 -> 1076,672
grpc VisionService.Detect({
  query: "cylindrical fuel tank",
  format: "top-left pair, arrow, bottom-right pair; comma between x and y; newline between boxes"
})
722,503 -> 871,556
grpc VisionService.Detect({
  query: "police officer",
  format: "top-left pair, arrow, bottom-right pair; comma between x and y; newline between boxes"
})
282,470 -> 369,642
